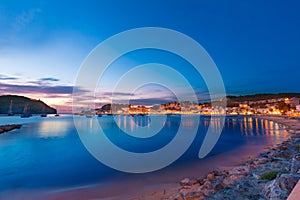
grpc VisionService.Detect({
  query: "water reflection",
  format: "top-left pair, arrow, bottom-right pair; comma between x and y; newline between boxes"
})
204,117 -> 210,127
0,115 -> 290,194
37,120 -> 71,138
234,117 -> 287,139
115,115 -> 152,132
81,115 -> 288,153
255,118 -> 259,135
232,118 -> 236,128
131,115 -> 151,127
210,117 -> 223,134
181,116 -> 195,128
95,116 -> 287,141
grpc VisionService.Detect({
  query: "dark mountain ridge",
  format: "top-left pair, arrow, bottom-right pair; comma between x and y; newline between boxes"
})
227,93 -> 300,102
0,95 -> 57,114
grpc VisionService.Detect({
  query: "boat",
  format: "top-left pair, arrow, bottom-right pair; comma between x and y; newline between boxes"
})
85,111 -> 93,118
55,114 -> 60,117
21,113 -> 32,118
85,106 -> 94,118
40,106 -> 47,117
21,104 -> 32,118
8,100 -> 14,116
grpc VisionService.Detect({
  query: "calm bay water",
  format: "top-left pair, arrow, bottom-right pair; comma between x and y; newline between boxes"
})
0,115 -> 288,196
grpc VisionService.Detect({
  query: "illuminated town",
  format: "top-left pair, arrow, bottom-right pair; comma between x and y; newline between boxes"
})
77,96 -> 300,117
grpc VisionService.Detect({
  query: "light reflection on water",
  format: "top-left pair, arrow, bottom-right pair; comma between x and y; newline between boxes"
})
0,115 -> 289,194
37,120 -> 72,138
230,117 -> 288,137
116,115 -> 153,131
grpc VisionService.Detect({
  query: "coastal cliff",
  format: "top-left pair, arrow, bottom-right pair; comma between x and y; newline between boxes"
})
0,95 -> 57,114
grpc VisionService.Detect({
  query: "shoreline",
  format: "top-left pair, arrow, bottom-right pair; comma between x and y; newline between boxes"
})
167,116 -> 300,200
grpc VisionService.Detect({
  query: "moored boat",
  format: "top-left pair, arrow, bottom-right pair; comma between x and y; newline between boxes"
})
8,100 -> 14,116
21,104 -> 32,118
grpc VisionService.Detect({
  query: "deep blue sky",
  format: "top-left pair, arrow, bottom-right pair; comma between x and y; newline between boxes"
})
0,0 -> 300,109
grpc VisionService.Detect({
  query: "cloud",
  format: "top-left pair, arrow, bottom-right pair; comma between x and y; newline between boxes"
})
0,74 -> 18,80
128,97 -> 178,105
98,91 -> 134,98
0,82 -> 87,95
27,77 -> 61,85
39,77 -> 60,82
94,89 -> 187,105
97,90 -> 178,105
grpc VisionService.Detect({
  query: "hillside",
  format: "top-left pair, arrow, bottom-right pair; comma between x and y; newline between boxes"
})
0,95 -> 57,114
227,93 -> 300,102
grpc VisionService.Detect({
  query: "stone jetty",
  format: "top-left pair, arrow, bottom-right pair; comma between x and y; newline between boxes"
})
0,124 -> 22,134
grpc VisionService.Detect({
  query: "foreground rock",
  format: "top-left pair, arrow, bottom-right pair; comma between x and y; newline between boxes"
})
168,117 -> 300,200
0,124 -> 22,134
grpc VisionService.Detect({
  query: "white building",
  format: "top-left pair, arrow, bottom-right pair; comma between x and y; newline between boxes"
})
296,105 -> 300,112
285,98 -> 300,106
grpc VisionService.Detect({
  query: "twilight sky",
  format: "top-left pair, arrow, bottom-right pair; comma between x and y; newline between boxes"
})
0,0 -> 300,112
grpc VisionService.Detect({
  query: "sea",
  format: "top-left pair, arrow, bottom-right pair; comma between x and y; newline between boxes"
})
0,114 -> 289,198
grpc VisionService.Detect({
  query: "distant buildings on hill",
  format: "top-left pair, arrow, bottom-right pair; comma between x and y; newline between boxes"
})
74,94 -> 300,117
226,97 -> 300,116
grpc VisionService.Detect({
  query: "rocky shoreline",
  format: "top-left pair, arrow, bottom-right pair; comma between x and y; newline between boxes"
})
168,116 -> 300,200
0,124 -> 22,134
